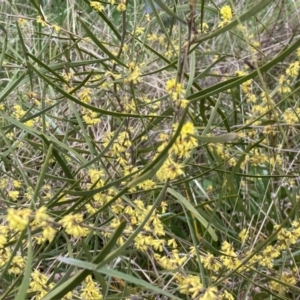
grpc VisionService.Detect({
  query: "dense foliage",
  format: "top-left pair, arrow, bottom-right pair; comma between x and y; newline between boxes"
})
1,0 -> 300,299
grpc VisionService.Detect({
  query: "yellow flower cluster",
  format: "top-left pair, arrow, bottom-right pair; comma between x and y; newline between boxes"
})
3,206 -> 57,278
0,248 -> 10,268
60,214 -> 89,238
36,15 -> 47,27
219,241 -> 241,270
286,61 -> 300,77
29,270 -> 53,299
156,122 -> 198,181
85,169 -> 118,214
6,206 -> 57,243
63,71 -> 74,82
156,157 -> 184,181
103,199 -> 166,251
78,88 -> 92,104
8,255 -> 26,275
219,5 -> 233,27
198,220 -> 300,296
219,290 -> 235,300
77,87 -> 101,126
282,107 -> 300,124
208,142 -> 237,167
8,190 -> 19,201
7,207 -> 32,231
170,122 -> 198,158
275,221 -> 300,249
81,275 -> 103,300
154,248 -> 188,270
117,0 -> 126,11
278,74 -> 291,94
82,107 -> 101,126
0,226 -> 8,248
147,33 -> 165,44
269,270 -> 297,294
32,206 -> 57,244
201,253 -> 222,272
238,228 -> 249,243
165,78 -> 186,103
175,273 -> 219,299
18,18 -> 27,26
90,1 -> 105,12
176,274 -> 203,298
12,104 -> 38,127
240,148 -> 269,168
125,62 -> 142,84
134,27 -> 144,36
29,269 -> 73,300
102,130 -> 132,168
137,179 -> 156,190
198,22 -> 209,33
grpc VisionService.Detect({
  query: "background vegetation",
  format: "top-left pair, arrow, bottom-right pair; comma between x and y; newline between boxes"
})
1,0 -> 300,299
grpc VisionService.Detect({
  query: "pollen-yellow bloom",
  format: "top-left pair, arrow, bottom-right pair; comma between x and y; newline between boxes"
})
90,1 -> 105,12
220,5 -> 232,22
60,214 -> 89,238
156,157 -> 184,181
7,208 -> 32,231
218,5 -> 233,27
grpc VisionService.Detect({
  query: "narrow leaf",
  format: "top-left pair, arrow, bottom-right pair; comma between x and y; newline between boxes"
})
167,187 -> 218,241
15,230 -> 33,300
191,132 -> 239,143
57,257 -> 180,300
